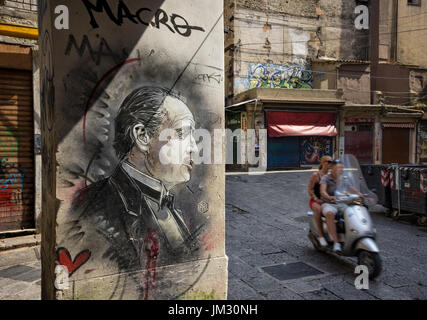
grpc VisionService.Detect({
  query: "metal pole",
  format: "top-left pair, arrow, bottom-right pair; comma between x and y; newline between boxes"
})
392,163 -> 400,217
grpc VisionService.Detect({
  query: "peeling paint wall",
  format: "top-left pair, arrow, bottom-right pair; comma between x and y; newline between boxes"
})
40,0 -> 226,300
397,0 -> 427,68
225,0 -> 370,100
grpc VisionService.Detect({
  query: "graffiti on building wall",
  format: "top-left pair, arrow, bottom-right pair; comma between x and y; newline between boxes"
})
0,122 -> 25,220
0,158 -> 25,221
249,63 -> 313,90
300,137 -> 333,165
0,128 -> 20,155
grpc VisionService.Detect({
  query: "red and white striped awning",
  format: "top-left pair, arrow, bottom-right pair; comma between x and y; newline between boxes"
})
382,123 -> 415,129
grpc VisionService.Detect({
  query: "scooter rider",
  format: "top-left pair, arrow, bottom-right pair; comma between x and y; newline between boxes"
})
319,160 -> 346,252
307,156 -> 333,247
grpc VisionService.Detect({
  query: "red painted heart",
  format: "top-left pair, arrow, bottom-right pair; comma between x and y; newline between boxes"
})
57,247 -> 91,276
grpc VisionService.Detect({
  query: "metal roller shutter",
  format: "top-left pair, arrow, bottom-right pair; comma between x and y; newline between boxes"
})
0,68 -> 34,232
267,137 -> 299,169
382,127 -> 410,164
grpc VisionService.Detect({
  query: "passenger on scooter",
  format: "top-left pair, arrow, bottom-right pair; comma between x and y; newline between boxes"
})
307,156 -> 333,247
319,160 -> 345,252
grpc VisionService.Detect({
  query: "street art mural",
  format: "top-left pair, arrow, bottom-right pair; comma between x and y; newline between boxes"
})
0,159 -> 25,231
237,63 -> 312,91
63,88 -> 202,299
0,126 -> 28,231
249,63 -> 312,89
300,137 -> 333,165
40,0 -> 226,300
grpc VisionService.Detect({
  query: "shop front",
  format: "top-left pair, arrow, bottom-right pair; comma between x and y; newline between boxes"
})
266,110 -> 337,169
225,87 -> 345,171
344,118 -> 375,164
382,122 -> 415,164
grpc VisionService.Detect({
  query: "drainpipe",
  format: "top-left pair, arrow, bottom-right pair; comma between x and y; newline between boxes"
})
394,0 -> 399,62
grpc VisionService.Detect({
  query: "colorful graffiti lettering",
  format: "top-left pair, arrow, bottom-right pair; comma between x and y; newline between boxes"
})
249,63 -> 313,90
0,159 -> 25,213
300,137 -> 333,165
0,128 -> 20,156
0,168 -> 25,191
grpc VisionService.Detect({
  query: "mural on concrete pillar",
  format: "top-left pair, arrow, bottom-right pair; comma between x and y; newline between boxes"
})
300,137 -> 333,165
65,87 -> 202,287
42,0 -> 225,300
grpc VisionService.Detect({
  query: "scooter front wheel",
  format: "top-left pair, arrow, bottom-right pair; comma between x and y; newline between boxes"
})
357,250 -> 382,279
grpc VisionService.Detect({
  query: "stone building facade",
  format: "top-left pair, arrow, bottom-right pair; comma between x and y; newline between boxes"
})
225,0 -> 424,169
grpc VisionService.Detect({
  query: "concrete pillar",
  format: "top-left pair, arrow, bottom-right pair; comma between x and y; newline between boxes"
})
39,0 -> 227,300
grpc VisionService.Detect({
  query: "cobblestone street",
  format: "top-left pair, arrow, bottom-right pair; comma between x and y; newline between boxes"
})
0,246 -> 41,300
226,171 -> 427,300
1,170 -> 426,300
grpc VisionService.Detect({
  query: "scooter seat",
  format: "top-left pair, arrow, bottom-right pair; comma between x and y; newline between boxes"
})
321,211 -> 344,222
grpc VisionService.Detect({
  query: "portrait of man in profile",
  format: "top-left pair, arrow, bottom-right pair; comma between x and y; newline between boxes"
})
63,86 -> 201,279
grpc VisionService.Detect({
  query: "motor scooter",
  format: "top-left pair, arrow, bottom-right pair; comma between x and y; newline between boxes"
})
308,154 -> 382,279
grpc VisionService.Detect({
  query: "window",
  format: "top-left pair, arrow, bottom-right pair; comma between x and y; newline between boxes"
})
408,0 -> 421,6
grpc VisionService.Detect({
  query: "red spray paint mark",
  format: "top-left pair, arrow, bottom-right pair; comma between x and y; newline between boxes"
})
57,247 -> 91,276
144,230 -> 160,300
64,180 -> 88,205
0,188 -> 21,211
202,231 -> 220,252
83,58 -> 142,143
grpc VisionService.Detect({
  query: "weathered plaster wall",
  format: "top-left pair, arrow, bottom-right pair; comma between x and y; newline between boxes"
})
378,0 -> 396,62
226,0 -> 370,99
312,61 -> 371,104
231,6 -> 317,95
317,0 -> 370,61
40,0 -> 226,300
338,64 -> 371,104
0,0 -> 37,27
397,0 -> 427,68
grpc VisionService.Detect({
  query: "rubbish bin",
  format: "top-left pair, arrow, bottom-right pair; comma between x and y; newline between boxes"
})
389,165 -> 427,225
360,164 -> 392,209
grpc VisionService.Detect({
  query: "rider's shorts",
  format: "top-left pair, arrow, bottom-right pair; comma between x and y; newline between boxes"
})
321,203 -> 347,216
309,198 -> 315,210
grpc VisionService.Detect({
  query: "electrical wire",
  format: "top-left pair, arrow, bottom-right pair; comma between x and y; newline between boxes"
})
233,25 -> 427,47
226,54 -> 427,81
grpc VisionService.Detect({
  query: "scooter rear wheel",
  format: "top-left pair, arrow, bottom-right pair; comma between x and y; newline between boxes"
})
357,250 -> 382,279
308,232 -> 323,252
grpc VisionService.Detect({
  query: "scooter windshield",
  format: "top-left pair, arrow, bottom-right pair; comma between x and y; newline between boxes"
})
336,154 -> 378,207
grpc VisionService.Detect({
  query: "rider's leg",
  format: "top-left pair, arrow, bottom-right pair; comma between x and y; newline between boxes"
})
313,203 -> 324,238
325,211 -> 339,243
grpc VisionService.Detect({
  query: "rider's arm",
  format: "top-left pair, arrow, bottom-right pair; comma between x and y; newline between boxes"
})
307,173 -> 319,201
320,183 -> 334,202
349,186 -> 363,198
